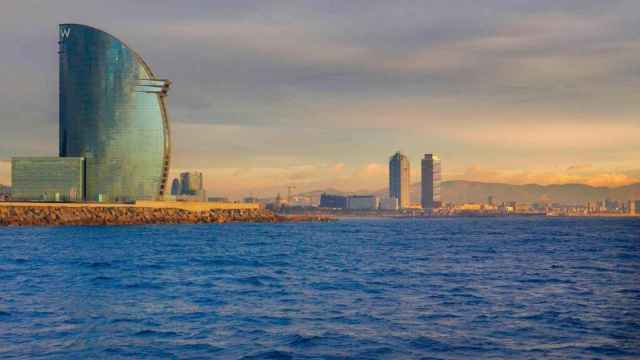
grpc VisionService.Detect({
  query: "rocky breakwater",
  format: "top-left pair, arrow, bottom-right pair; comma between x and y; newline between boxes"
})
0,205 -> 334,226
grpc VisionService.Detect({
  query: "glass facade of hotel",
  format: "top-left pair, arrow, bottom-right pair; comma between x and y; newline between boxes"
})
11,157 -> 84,202
58,24 -> 171,202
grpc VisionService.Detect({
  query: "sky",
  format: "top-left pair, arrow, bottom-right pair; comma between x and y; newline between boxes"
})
0,0 -> 639,198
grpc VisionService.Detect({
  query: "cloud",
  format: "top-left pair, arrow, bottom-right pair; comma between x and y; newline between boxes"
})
170,161 -> 389,199
1,1 -> 640,197
449,164 -> 640,188
163,21 -> 367,68
567,164 -> 593,173
441,120 -> 640,151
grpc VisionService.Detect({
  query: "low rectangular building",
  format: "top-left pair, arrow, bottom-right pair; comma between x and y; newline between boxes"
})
380,197 -> 399,211
11,157 -> 85,202
320,194 -> 347,209
347,195 -> 379,210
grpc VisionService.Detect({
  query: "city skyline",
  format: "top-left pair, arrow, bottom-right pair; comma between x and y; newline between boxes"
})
1,1 -> 639,198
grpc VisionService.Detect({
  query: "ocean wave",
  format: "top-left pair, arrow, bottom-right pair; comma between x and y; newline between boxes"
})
1,217 -> 638,359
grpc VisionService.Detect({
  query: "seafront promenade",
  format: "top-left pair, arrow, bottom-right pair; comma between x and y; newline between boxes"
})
0,201 -> 332,226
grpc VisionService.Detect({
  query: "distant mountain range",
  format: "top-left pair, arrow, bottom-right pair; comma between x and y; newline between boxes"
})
432,181 -> 640,205
302,181 -> 640,205
4,181 -> 635,205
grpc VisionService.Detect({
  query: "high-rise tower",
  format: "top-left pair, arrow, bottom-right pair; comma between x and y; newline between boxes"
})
170,178 -> 181,196
58,24 -> 171,202
389,152 -> 411,209
421,154 -> 441,209
180,172 -> 204,195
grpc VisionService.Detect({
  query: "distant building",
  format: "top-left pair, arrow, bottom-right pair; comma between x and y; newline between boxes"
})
320,194 -> 348,209
605,199 -> 619,212
515,203 -> 531,213
208,197 -> 229,203
170,178 -> 181,195
421,154 -> 441,209
389,152 -> 410,209
274,193 -> 286,208
459,203 -> 483,211
243,197 -> 260,204
288,195 -> 314,207
11,157 -> 85,202
0,185 -> 11,201
488,195 -> 494,206
347,195 -> 379,210
630,200 -> 638,215
499,203 -> 515,213
180,172 -> 203,195
380,197 -> 399,211
175,172 -> 205,201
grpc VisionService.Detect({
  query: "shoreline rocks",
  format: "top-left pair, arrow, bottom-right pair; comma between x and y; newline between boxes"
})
0,205 -> 334,227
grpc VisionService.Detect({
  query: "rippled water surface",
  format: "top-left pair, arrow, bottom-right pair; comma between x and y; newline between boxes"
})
1,217 -> 639,359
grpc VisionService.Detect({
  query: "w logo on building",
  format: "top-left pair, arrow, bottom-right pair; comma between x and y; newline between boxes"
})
60,27 -> 71,40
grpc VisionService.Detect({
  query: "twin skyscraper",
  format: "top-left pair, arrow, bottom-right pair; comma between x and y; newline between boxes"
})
389,152 -> 441,210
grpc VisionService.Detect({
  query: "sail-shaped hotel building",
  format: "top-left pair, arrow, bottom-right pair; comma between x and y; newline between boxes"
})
12,24 -> 171,202
59,24 -> 171,202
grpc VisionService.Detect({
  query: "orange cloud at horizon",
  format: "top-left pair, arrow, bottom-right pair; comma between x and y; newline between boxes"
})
163,163 -> 640,200
449,165 -> 640,188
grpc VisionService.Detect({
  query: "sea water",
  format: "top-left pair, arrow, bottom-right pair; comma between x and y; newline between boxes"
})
0,217 -> 639,359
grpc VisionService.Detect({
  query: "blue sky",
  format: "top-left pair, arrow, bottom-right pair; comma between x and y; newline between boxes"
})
1,1 -> 639,198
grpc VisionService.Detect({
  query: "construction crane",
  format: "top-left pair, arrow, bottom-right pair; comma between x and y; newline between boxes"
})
287,185 -> 296,204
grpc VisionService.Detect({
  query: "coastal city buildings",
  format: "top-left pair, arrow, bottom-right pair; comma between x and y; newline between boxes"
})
11,24 -> 172,203
3,24 -> 637,213
243,197 -> 261,204
180,172 -> 204,195
170,172 -> 206,201
389,152 -> 410,209
421,154 -> 442,210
